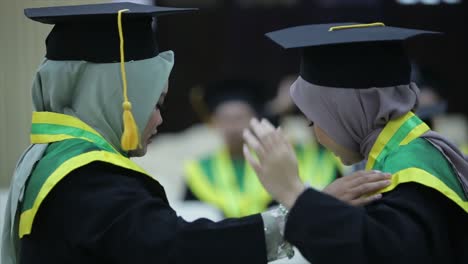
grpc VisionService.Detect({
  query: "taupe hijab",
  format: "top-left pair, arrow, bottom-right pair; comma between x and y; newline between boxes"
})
290,76 -> 468,195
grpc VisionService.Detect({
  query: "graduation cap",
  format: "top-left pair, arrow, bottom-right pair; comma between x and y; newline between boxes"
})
24,2 -> 196,62
190,79 -> 267,123
24,2 -> 196,151
266,22 -> 441,88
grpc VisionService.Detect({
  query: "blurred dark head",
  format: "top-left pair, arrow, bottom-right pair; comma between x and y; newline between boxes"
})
193,79 -> 268,148
411,63 -> 448,127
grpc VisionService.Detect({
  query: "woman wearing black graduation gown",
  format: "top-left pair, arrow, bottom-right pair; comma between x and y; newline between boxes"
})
1,3 -> 287,264
244,23 -> 468,264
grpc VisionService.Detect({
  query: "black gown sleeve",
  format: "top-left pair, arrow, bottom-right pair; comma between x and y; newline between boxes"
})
284,183 -> 468,264
20,162 -> 267,264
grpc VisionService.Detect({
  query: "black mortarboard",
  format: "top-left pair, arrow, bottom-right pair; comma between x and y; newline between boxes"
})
24,2 -> 195,62
24,2 -> 196,151
266,22 -> 441,88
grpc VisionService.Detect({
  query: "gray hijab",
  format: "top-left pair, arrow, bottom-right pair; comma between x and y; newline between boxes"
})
1,51 -> 174,264
290,76 -> 468,195
33,51 -> 175,151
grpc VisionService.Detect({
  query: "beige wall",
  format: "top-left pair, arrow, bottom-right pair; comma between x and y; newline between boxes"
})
0,0 -> 110,187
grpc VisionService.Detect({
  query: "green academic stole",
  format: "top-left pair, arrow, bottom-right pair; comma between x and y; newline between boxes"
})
366,111 -> 468,213
185,149 -> 271,217
19,111 -> 154,238
295,142 -> 342,190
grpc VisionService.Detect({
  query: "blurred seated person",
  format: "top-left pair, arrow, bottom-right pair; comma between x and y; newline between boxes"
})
184,78 -> 346,218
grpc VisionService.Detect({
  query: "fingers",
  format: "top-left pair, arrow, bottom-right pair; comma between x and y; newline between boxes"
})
243,144 -> 261,174
250,118 -> 274,140
349,179 -> 392,198
243,128 -> 265,159
324,170 -> 392,206
350,193 -> 383,206
259,119 -> 277,151
276,127 -> 295,155
246,118 -> 279,153
244,118 -> 296,165
260,118 -> 276,130
348,170 -> 392,188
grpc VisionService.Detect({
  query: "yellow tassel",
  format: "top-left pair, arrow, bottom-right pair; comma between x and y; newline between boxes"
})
121,102 -> 139,151
117,9 -> 139,151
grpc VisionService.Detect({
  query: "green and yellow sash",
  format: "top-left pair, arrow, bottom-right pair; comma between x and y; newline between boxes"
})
295,142 -> 342,190
461,144 -> 468,155
185,149 -> 271,217
366,111 -> 468,212
19,112 -> 154,238
185,143 -> 341,217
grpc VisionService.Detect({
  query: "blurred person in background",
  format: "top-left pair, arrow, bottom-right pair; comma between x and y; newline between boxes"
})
185,78 -> 390,220
184,79 -> 273,217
